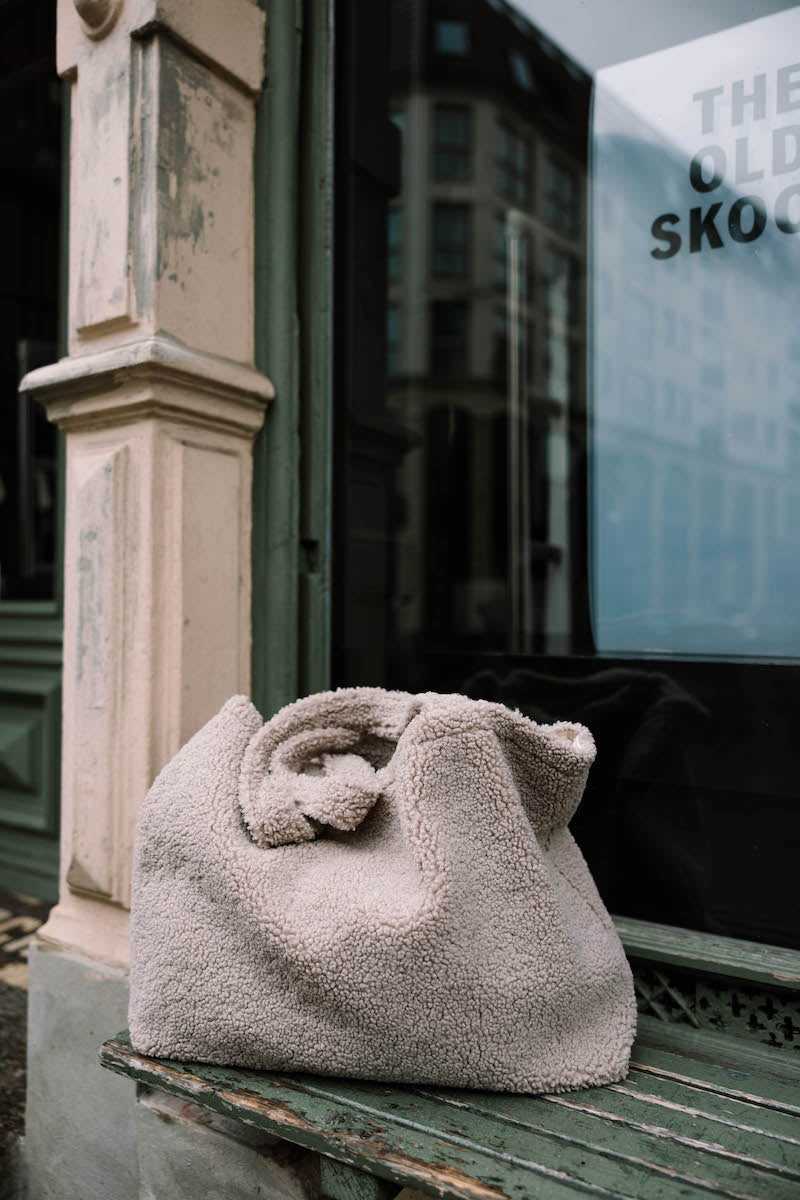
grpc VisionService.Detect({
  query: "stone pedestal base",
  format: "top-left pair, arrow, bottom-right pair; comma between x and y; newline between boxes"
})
23,944 -> 136,1200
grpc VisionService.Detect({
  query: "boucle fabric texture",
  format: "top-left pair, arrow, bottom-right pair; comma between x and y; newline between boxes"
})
129,688 -> 636,1093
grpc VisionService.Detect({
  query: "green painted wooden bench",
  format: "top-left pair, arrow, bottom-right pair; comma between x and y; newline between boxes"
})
100,921 -> 800,1199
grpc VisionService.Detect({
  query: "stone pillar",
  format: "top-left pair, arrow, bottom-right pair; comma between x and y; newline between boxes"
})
21,0 -> 271,968
20,3 -> 270,1196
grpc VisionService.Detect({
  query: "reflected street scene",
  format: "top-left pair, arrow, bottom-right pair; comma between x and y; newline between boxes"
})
334,0 -> 800,949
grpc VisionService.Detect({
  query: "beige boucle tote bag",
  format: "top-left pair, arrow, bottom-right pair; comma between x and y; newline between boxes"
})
129,688 -> 636,1093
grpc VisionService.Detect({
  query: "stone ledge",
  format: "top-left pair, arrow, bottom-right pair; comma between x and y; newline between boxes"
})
20,334 -> 273,437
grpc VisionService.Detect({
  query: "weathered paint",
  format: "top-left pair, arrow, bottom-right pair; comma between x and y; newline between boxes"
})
154,38 -> 254,362
100,1023 -> 800,1200
57,0 -> 265,361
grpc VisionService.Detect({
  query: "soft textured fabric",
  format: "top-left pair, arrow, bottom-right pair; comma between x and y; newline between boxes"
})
129,688 -> 636,1093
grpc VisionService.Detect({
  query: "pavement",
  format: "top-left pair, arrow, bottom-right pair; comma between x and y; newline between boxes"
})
0,890 -> 52,1172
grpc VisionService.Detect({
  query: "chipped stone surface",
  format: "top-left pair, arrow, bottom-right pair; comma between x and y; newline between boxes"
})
57,0 -> 263,360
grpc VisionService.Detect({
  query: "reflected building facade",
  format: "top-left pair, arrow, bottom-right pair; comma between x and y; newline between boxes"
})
380,0 -> 590,673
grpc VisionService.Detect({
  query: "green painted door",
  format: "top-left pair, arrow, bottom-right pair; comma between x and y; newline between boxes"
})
0,1 -> 65,902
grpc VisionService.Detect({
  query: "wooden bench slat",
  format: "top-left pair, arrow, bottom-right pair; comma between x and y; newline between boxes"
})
628,1043 -> 800,1115
99,1029 -> 800,1200
289,1075 -> 761,1200
419,1088 -> 800,1194
545,1080 -> 800,1164
631,1016 -> 800,1092
614,1070 -> 800,1143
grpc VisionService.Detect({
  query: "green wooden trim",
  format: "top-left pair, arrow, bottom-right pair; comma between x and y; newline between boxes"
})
298,0 -> 333,698
55,77 -> 69,615
0,826 -> 59,902
614,915 -> 800,993
0,602 -> 60,619
252,0 -> 303,721
253,0 -> 333,717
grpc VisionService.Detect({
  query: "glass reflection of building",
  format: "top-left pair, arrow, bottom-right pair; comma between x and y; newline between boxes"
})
386,0 -> 591,664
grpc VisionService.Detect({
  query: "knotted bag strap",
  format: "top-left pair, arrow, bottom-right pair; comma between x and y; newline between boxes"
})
238,688 -> 421,848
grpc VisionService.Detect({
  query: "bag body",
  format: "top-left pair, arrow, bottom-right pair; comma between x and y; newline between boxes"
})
129,688 -> 636,1093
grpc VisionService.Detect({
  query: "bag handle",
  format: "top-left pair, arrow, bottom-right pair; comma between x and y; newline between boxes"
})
238,688 -> 419,848
237,687 -> 596,848
243,725 -> 381,848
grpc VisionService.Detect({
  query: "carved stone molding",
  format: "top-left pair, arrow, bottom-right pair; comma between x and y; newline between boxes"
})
20,335 -> 273,437
74,0 -> 123,40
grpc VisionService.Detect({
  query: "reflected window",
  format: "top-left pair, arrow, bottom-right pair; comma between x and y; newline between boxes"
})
544,158 -> 578,234
510,50 -> 534,92
431,301 -> 469,376
493,216 -> 508,292
492,307 -> 508,383
433,104 -> 472,180
543,248 -> 577,326
387,303 -> 400,377
435,19 -> 469,55
544,328 -> 571,405
494,307 -> 533,386
388,207 -> 402,282
496,122 -> 531,207
432,203 -> 470,277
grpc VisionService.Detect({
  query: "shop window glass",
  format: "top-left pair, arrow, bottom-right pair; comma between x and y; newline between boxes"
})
433,104 -> 472,179
335,0 -> 800,951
